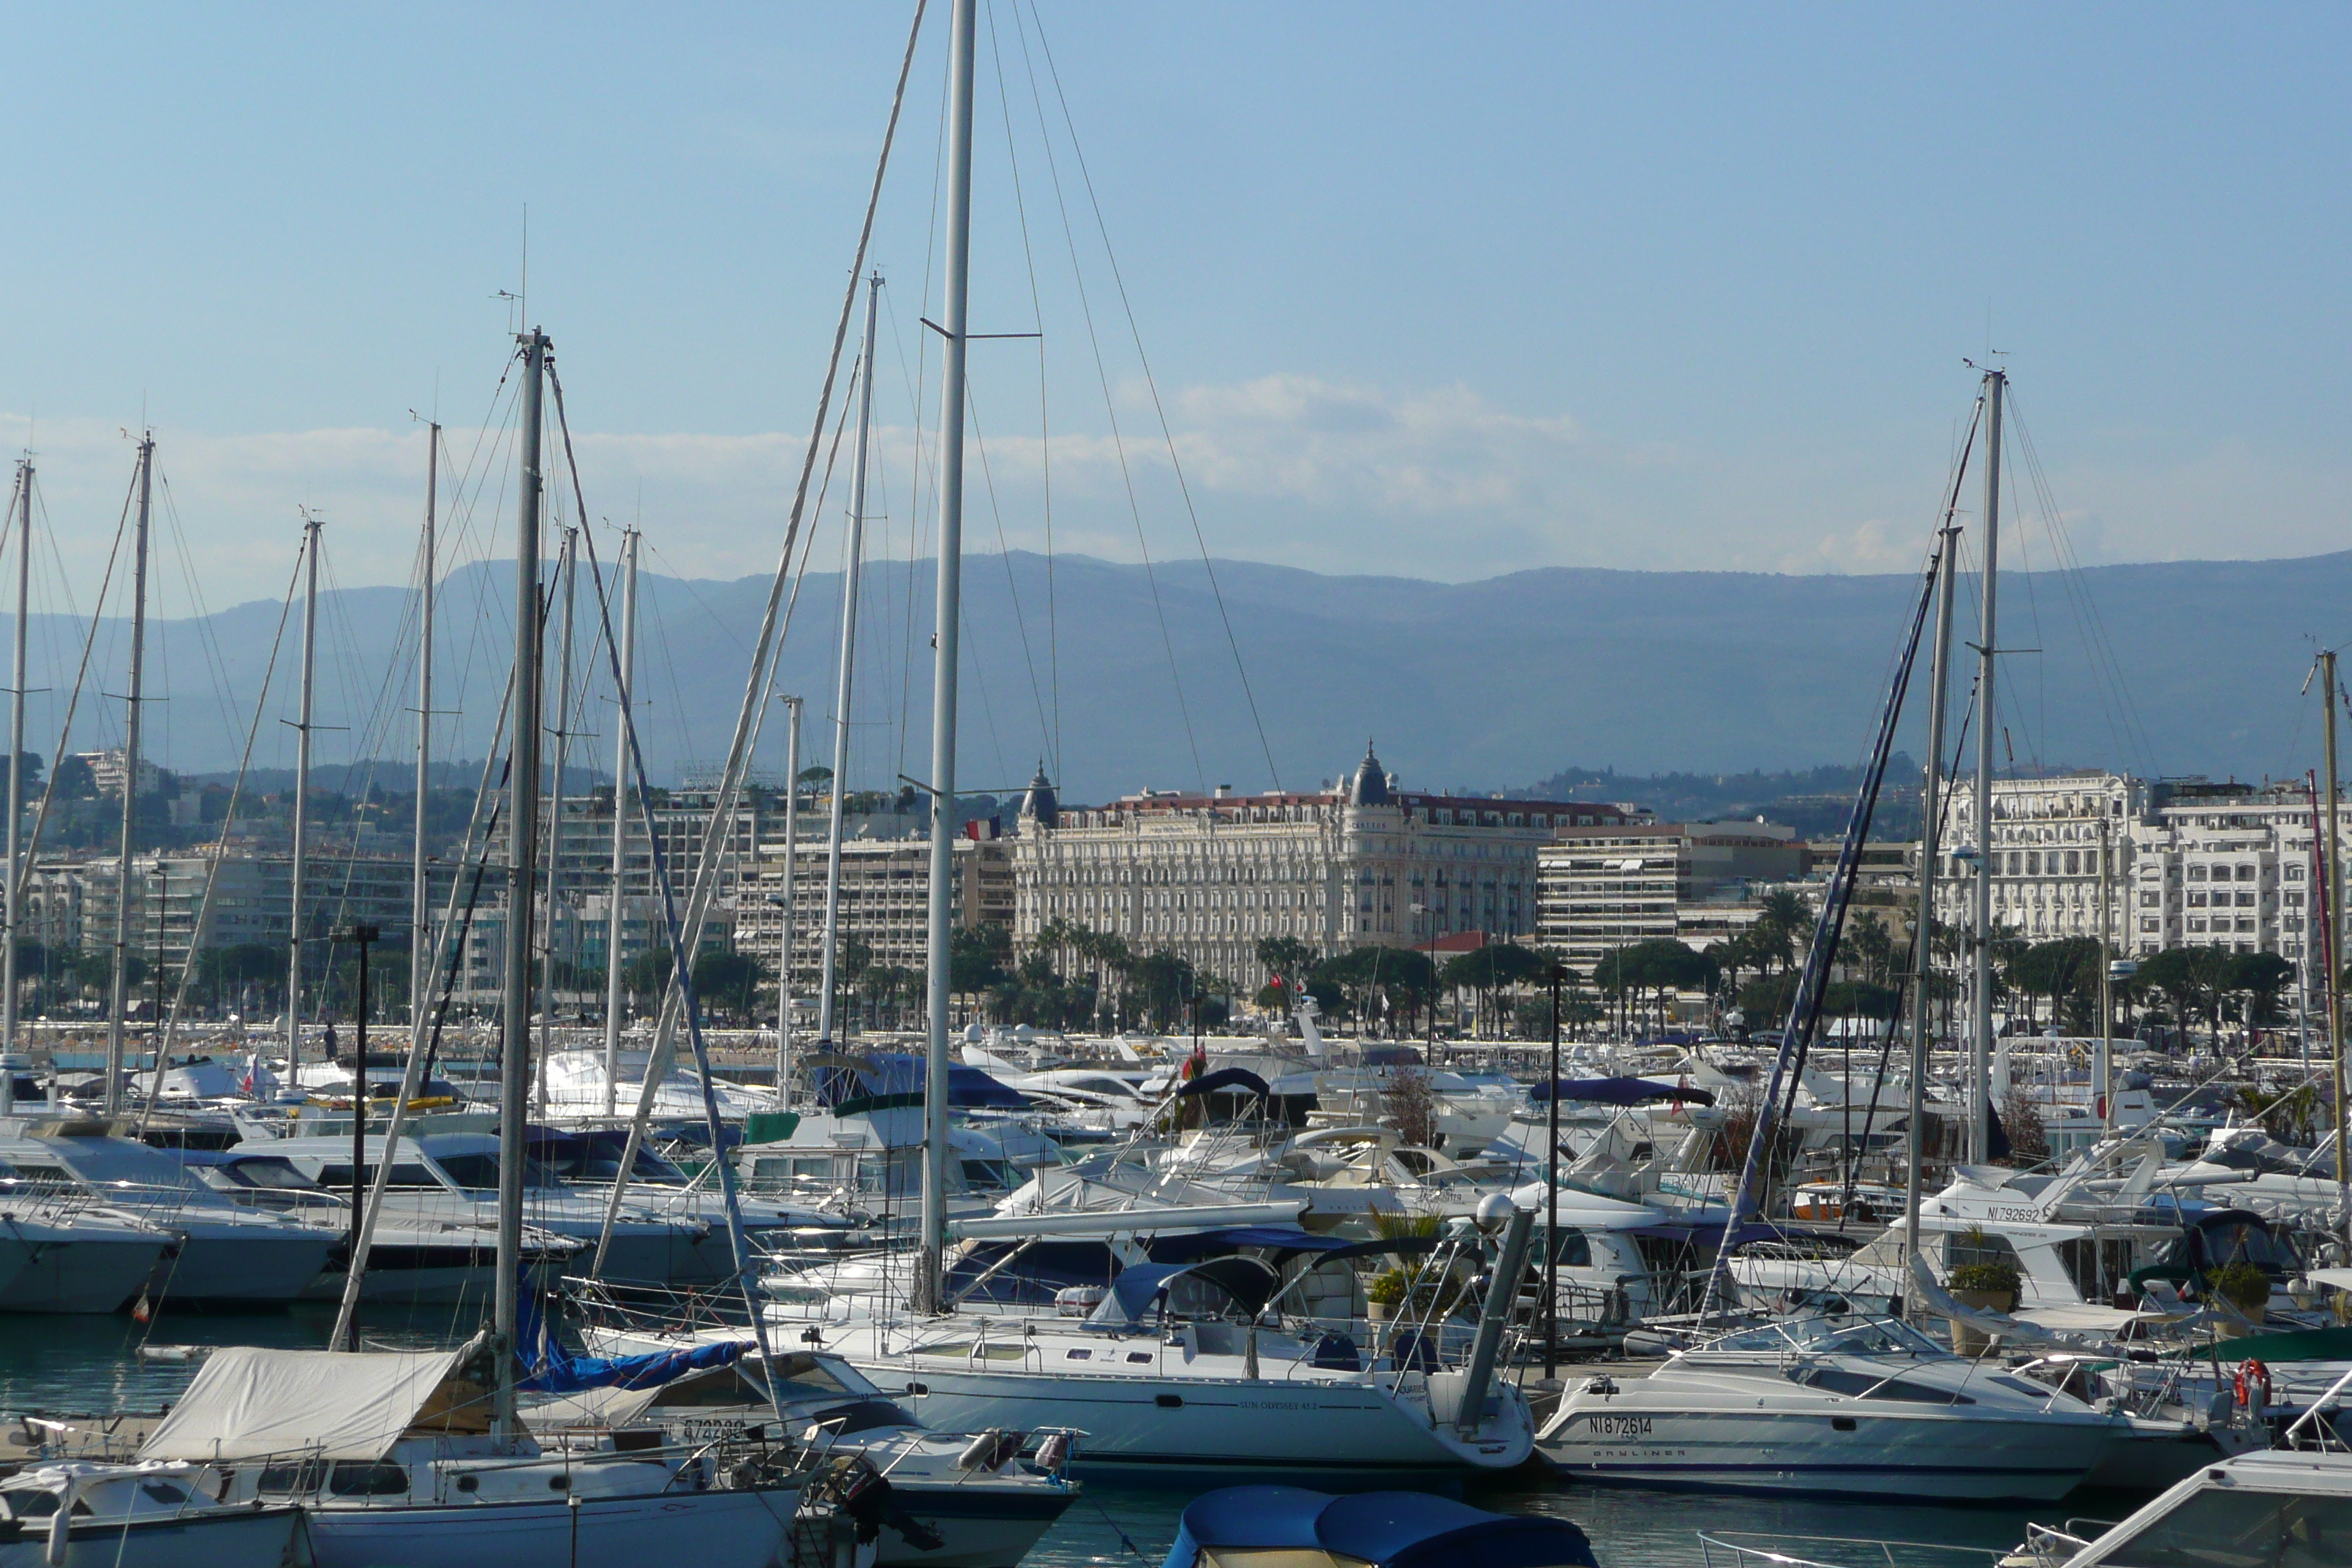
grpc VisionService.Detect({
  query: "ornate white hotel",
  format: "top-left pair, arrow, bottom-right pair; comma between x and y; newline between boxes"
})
1008,745 -> 1640,989
1934,771 -> 2337,966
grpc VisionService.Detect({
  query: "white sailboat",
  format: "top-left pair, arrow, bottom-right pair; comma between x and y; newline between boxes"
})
135,1344 -> 794,1568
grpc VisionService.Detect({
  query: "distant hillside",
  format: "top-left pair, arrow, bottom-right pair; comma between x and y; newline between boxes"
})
16,548 -> 2344,803
1516,759 -> 1925,841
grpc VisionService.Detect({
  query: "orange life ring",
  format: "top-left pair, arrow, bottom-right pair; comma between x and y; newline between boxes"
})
2235,1358 -> 2274,1407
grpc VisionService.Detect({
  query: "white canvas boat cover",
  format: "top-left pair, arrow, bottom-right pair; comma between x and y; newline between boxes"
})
138,1346 -> 470,1463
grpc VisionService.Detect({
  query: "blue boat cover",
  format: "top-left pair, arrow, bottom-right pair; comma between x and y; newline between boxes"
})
1527,1075 -> 1715,1107
516,1292 -> 753,1394
1175,1067 -> 1270,1100
815,1051 -> 1029,1110
1151,1228 -> 1440,1267
1089,1256 -> 1284,1327
1163,1487 -> 1594,1568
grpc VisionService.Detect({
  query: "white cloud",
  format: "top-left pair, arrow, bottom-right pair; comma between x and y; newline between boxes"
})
4,384 -> 2342,601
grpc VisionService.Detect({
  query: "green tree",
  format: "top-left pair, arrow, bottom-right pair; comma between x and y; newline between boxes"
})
2137,946 -> 2228,1049
1842,911 -> 1898,989
50,753 -> 97,801
690,949 -> 766,1023
1255,935 -> 1318,993
949,925 -> 1012,1000
621,948 -> 675,1001
2005,938 -> 2103,1033
1132,949 -> 1197,1030
2228,951 -> 2295,1033
1751,891 -> 1812,974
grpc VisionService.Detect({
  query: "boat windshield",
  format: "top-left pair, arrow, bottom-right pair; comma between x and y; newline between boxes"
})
2097,1483 -> 2352,1567
1707,1316 -> 1942,1357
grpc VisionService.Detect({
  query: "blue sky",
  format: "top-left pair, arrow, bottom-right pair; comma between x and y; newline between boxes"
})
2,3 -> 2346,602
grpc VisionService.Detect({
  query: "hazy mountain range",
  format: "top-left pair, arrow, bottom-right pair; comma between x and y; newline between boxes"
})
26,548 -> 2349,807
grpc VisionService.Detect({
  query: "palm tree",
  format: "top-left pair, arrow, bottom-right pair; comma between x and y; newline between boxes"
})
1752,891 -> 1810,974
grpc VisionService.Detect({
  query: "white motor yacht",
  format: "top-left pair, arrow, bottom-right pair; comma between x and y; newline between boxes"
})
198,1147 -> 587,1301
245,1129 -> 725,1288
2020,1446 -> 2352,1566
1,1119 -> 337,1305
1537,1313 -> 2125,1500
0,1460 -> 304,1568
533,1047 -> 773,1124
0,1194 -> 166,1313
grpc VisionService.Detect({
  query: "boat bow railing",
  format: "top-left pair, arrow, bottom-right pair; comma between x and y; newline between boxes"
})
1697,1531 -> 2005,1568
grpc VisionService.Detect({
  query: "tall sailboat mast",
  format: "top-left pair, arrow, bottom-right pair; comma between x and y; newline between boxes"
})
1,457 -> 30,1114
601,527 -> 638,1117
285,513 -> 322,1093
777,693 -> 800,1101
536,526 -> 577,1113
497,328 -> 548,1439
411,423 -> 439,1055
820,272 -> 882,1047
103,437 -> 154,1117
2325,652 -> 2347,1241
1903,389 -> 1980,1278
918,0 -> 976,1315
1968,367 -> 2005,1165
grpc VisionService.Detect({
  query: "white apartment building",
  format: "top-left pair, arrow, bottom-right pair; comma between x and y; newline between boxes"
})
1009,747 -> 1634,989
1934,772 -> 2344,966
2128,783 -> 2325,962
1534,819 -> 1814,975
736,832 -> 1014,995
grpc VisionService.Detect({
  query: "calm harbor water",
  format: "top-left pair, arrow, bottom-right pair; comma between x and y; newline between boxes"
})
0,1311 -> 2128,1567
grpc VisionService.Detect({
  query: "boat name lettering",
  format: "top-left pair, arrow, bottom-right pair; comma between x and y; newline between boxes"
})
1591,1415 -> 1652,1438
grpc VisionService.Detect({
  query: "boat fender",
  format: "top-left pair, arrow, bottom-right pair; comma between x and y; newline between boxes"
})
1035,1433 -> 1071,1471
957,1431 -> 1022,1470
2235,1360 -> 2273,1410
43,1480 -> 70,1568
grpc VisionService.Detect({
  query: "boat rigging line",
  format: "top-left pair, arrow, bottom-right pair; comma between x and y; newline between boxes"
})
583,0 -> 927,1279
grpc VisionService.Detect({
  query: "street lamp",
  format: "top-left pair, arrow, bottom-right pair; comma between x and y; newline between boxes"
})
1409,901 -> 1435,1063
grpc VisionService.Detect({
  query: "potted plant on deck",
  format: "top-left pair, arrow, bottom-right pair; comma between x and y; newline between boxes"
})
2212,1261 -> 2272,1335
1947,1237 -> 2021,1357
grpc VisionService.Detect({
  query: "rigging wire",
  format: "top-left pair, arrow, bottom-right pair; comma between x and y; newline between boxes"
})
984,0 -> 1060,782
20,459 -> 137,882
132,542 -> 306,1125
2005,389 -> 2160,782
1003,0 -> 1206,794
966,382 -> 1055,760
1017,0 -> 1284,793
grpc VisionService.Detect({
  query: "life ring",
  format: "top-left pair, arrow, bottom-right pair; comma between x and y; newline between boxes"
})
2235,1358 -> 2274,1408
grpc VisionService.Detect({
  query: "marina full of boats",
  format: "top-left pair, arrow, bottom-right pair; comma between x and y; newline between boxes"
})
0,1 -> 2348,1565
16,1003 -> 2352,1564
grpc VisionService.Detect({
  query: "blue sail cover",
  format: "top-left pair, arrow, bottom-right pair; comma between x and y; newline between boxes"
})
1163,1487 -> 1594,1568
1528,1076 -> 1714,1107
814,1051 -> 1028,1111
516,1292 -> 752,1394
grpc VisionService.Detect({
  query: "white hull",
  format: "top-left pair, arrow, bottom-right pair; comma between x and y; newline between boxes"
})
303,1488 -> 791,1568
0,1506 -> 303,1568
0,1231 -> 164,1313
1539,1404 -> 2113,1501
867,1363 -> 1523,1474
879,1484 -> 1074,1568
144,1229 -> 336,1305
